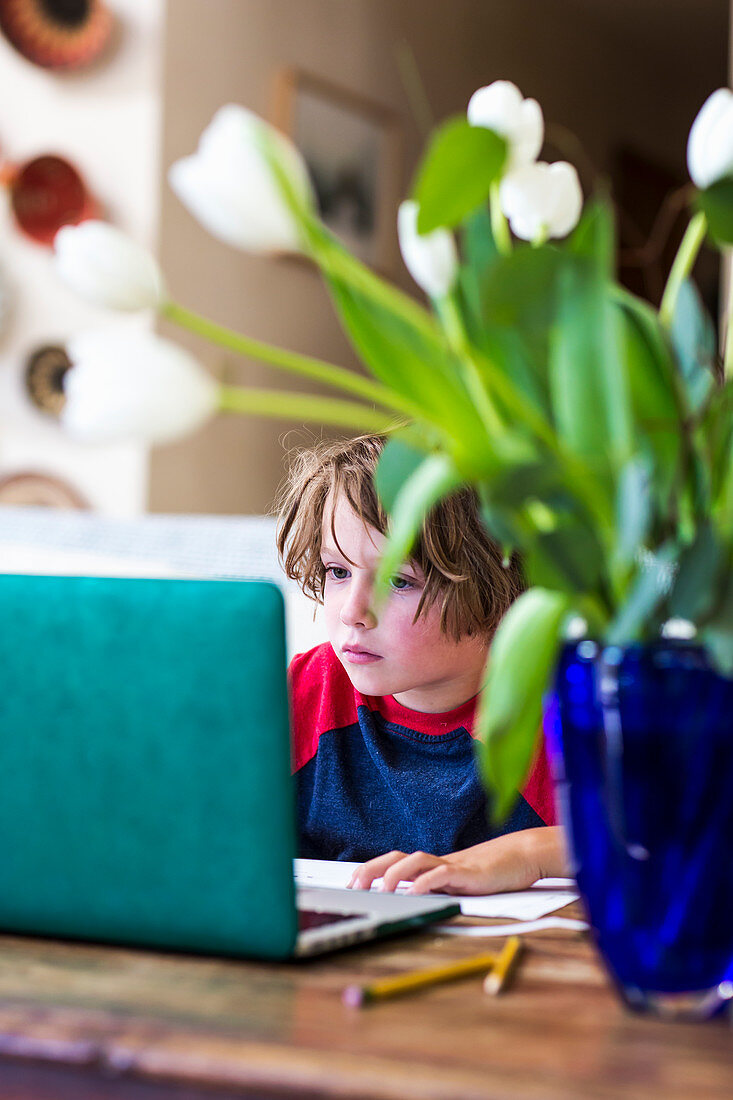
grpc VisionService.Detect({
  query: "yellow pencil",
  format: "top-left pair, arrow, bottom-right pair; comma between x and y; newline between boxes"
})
482,936 -> 524,995
342,950 -> 499,1007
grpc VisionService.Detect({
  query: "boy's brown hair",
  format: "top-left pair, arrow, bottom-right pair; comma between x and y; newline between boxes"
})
275,435 -> 523,640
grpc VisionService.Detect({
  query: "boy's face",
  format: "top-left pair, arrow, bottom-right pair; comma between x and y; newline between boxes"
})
321,491 -> 490,713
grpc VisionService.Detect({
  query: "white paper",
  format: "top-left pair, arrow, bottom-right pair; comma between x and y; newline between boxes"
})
433,916 -> 589,937
458,889 -> 579,921
294,858 -> 579,920
295,858 -> 360,889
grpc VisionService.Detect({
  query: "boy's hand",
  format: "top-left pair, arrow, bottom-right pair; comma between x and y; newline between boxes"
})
347,827 -> 568,896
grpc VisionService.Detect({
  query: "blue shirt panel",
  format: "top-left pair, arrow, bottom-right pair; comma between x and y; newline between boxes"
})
297,703 -> 544,862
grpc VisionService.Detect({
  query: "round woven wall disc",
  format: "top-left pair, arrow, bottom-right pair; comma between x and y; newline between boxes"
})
0,471 -> 88,509
24,343 -> 72,416
10,155 -> 96,245
0,0 -> 113,70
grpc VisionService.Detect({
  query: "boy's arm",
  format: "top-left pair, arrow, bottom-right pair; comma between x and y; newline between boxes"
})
348,827 -> 569,896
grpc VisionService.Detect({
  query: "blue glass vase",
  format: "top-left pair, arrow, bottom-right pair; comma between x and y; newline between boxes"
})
547,641 -> 733,1018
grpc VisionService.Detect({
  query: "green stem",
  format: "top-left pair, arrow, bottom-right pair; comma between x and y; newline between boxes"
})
436,295 -> 505,436
219,385 -> 400,434
489,182 -> 512,256
659,211 -> 707,328
310,223 -> 443,343
263,134 -> 443,347
162,300 -> 417,418
532,225 -> 549,248
724,255 -> 733,381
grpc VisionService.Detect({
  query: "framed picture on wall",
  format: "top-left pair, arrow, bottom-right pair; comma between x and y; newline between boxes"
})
273,69 -> 402,274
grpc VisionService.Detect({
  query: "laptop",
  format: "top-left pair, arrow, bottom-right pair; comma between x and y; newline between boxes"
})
0,573 -> 458,958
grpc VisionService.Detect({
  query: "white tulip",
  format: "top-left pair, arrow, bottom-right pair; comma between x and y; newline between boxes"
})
499,161 -> 582,241
397,201 -> 458,298
62,328 -> 219,445
467,80 -> 543,173
168,104 -> 313,254
54,221 -> 165,311
687,88 -> 733,189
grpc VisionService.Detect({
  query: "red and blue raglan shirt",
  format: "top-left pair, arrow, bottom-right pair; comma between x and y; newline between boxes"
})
289,642 -> 556,862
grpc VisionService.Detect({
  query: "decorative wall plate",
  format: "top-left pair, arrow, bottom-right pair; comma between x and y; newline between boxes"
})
8,154 -> 97,245
0,0 -> 113,70
0,471 -> 88,509
24,344 -> 71,416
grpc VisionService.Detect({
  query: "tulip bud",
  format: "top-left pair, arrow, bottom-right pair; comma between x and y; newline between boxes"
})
467,81 -> 543,173
54,221 -> 165,311
499,161 -> 582,241
397,200 -> 458,298
687,88 -> 733,190
168,104 -> 314,254
62,328 -> 219,445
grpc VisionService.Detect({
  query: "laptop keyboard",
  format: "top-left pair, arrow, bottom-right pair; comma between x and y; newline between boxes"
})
298,908 -> 368,931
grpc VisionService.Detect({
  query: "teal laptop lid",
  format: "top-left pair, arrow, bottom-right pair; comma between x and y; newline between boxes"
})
0,574 -> 298,959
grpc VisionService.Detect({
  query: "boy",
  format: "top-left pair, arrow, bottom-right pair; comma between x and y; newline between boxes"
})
277,435 -> 567,893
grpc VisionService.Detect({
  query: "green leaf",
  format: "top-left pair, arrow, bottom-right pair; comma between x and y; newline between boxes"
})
697,178 -> 733,246
456,206 -> 500,348
327,276 -> 485,446
483,454 -> 606,585
486,457 -> 564,504
614,291 -> 683,507
413,117 -> 507,233
480,245 -> 567,333
613,287 -> 679,396
524,521 -> 605,595
374,453 -> 463,596
549,258 -> 634,469
462,205 -> 500,278
475,246 -> 571,415
669,279 -> 717,414
374,436 -> 428,514
475,327 -> 550,417
605,542 -> 679,644
615,455 -> 653,569
568,194 -> 614,277
700,562 -> 733,675
477,588 -> 569,822
703,381 -> 733,496
668,521 -> 725,622
714,420 -> 733,530
479,497 -> 523,549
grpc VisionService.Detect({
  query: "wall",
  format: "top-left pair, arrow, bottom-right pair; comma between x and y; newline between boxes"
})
150,0 -> 729,516
0,0 -> 163,516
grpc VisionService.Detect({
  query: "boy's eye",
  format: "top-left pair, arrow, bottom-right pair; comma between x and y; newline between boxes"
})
390,575 -> 413,591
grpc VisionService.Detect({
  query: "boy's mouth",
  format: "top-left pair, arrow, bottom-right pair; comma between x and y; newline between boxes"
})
341,645 -> 382,664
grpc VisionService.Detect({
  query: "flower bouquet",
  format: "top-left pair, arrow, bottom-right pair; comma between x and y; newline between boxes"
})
54,81 -> 733,1014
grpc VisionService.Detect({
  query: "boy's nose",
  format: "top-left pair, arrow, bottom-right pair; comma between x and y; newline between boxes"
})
339,585 -> 377,630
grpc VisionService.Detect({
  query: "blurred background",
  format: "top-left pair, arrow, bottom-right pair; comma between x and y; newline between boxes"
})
0,0 -> 728,518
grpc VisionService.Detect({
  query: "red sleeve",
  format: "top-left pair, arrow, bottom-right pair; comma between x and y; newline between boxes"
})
521,737 -> 556,825
288,643 -> 358,773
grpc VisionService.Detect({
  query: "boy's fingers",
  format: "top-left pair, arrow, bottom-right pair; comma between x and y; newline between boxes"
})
349,851 -> 407,890
406,863 -> 456,895
408,861 -> 498,896
380,851 -> 440,892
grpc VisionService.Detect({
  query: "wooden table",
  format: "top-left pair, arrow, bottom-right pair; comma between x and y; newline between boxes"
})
0,905 -> 730,1100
